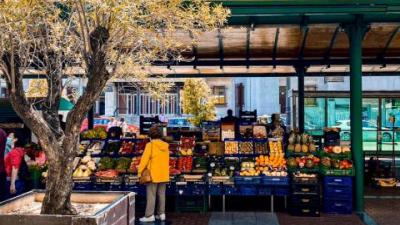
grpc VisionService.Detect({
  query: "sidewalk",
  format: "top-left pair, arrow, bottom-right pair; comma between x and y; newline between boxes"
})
135,212 -> 364,225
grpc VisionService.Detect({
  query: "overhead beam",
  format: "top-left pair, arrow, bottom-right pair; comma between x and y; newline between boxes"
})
378,25 -> 400,66
154,58 -> 400,67
154,71 -> 400,78
272,28 -> 280,69
324,26 -> 340,68
218,29 -> 224,69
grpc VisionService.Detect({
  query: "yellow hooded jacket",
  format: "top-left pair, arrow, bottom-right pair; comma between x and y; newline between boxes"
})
138,139 -> 170,183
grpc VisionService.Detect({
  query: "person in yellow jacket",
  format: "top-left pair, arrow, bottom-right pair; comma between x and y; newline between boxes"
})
138,126 -> 169,223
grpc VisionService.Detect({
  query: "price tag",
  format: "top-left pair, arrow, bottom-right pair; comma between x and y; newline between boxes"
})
210,162 -> 216,168
229,166 -> 235,171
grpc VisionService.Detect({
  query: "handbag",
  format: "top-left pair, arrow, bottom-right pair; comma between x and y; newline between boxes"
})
139,142 -> 153,184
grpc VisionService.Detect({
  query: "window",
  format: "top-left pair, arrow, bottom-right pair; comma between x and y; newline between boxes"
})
212,86 -> 226,105
118,93 -> 179,115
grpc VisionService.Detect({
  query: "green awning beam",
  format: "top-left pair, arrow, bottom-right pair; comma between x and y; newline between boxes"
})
324,26 -> 341,68
218,28 -> 224,69
272,28 -> 280,69
378,25 -> 400,67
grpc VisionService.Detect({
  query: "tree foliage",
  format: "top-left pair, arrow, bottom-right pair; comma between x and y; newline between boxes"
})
0,0 -> 228,214
182,78 -> 216,126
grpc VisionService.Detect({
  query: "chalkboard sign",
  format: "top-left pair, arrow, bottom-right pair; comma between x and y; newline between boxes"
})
140,116 -> 160,135
239,110 -> 257,123
324,128 -> 341,146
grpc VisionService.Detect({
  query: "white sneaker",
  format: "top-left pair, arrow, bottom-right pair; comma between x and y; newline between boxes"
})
139,215 -> 155,223
156,214 -> 166,221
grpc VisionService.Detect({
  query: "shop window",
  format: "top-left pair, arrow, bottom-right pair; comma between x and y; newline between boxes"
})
212,86 -> 226,105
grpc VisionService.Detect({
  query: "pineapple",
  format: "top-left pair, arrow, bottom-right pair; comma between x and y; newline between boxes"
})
301,133 -> 309,144
294,144 -> 302,153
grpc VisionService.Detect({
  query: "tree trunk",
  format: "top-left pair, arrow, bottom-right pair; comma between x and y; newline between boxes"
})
41,143 -> 77,215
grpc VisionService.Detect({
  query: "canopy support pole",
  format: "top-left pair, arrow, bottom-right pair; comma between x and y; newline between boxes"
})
295,66 -> 306,133
345,16 -> 368,213
88,106 -> 94,130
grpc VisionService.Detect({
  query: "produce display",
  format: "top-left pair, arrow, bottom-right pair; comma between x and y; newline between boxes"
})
81,127 -> 107,139
253,125 -> 267,139
104,141 -> 121,155
254,141 -> 268,154
119,141 -> 135,155
86,141 -> 104,155
95,169 -> 119,179
269,140 -> 283,154
287,155 -> 320,169
287,132 -> 317,154
221,129 -> 235,140
115,157 -> 131,171
79,141 -> 90,154
239,161 -> 259,176
225,140 -> 239,154
239,141 -> 253,154
177,156 -> 193,173
98,157 -> 115,171
179,137 -> 195,156
323,145 -> 351,155
73,156 -> 97,179
129,157 -> 141,173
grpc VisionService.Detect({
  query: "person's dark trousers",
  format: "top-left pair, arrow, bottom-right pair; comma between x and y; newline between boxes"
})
0,172 -> 7,201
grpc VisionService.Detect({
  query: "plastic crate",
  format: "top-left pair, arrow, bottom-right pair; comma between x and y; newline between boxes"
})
323,199 -> 352,214
234,176 -> 261,185
166,183 -> 176,195
261,176 -> 289,186
324,176 -> 352,187
320,167 -> 355,176
258,186 -> 273,195
273,186 -> 290,196
93,182 -> 109,191
289,206 -> 320,217
175,196 -> 207,213
292,183 -> 320,195
209,184 -> 223,195
176,184 -> 206,196
239,186 -> 258,196
73,181 -> 93,190
291,194 -> 320,207
324,186 -> 352,199
224,185 -> 238,195
292,175 -> 319,185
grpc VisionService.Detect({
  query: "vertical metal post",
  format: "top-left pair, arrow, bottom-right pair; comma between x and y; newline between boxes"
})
88,106 -> 94,129
296,66 -> 306,133
346,16 -> 367,212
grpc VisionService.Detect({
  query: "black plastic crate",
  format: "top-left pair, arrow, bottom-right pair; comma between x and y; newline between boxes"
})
175,196 -> 207,213
291,194 -> 320,208
292,183 -> 320,195
289,206 -> 320,217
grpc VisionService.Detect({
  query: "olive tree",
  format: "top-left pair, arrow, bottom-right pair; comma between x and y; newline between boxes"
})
0,0 -> 228,214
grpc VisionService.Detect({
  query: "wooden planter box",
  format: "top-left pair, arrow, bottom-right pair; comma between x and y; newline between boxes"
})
0,190 -> 135,225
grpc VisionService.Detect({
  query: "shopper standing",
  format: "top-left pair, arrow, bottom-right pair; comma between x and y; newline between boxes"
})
0,128 -> 7,201
138,126 -> 170,222
4,135 -> 27,198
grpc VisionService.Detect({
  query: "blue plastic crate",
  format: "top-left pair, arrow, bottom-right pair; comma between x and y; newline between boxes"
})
323,199 -> 353,214
93,182 -> 109,191
239,186 -> 258,196
176,184 -> 206,196
234,176 -> 261,185
73,182 -> 93,190
273,186 -> 290,196
209,184 -> 223,195
109,182 -> 123,191
258,186 -> 273,195
166,184 -> 176,195
324,186 -> 353,199
324,176 -> 352,187
224,185 -> 238,195
261,176 -> 290,186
